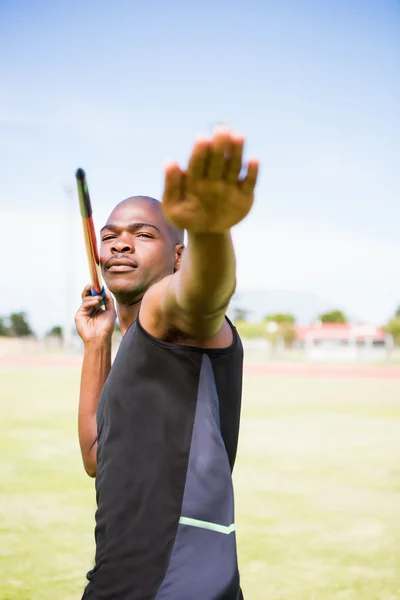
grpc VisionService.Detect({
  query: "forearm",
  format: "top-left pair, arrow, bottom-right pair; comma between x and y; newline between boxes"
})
175,232 -> 236,315
78,337 -> 112,477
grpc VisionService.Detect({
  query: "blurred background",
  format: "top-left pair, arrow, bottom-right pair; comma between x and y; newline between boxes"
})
0,1 -> 399,599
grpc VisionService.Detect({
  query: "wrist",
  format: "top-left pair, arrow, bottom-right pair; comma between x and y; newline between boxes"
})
83,335 -> 112,350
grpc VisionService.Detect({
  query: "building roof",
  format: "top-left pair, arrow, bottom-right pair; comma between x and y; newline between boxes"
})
295,323 -> 386,342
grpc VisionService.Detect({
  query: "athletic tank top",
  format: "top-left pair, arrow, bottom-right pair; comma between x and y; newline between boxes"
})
82,316 -> 244,600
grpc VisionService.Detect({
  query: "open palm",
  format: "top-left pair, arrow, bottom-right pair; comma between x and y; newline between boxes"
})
162,128 -> 259,233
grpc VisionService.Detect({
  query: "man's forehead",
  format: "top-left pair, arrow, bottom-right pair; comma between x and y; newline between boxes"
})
106,200 -> 164,227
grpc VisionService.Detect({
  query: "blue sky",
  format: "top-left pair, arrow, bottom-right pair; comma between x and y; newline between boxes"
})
1,0 -> 399,334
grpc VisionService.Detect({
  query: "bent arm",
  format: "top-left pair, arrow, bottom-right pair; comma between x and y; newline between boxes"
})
78,338 -> 111,477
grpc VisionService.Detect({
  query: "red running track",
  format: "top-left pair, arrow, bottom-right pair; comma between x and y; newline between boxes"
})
245,362 -> 400,380
1,356 -> 400,380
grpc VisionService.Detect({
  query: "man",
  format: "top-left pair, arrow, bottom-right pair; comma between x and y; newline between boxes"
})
75,127 -> 259,599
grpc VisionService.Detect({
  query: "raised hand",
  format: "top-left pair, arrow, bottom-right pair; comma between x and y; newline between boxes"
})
75,284 -> 117,343
162,127 -> 259,234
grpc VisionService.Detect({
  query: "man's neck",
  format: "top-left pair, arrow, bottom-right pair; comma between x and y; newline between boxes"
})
117,300 -> 142,336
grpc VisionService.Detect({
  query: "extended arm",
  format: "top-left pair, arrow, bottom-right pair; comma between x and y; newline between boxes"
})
143,128 -> 258,341
162,232 -> 236,339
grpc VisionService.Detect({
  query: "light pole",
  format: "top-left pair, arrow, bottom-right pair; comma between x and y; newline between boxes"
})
63,185 -> 75,349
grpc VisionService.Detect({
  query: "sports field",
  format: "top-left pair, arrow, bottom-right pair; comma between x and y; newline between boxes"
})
1,359 -> 400,600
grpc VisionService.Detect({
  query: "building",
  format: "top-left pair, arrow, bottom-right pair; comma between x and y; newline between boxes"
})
294,322 -> 392,362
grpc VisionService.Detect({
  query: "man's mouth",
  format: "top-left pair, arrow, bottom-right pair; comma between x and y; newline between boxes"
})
105,257 -> 138,272
107,264 -> 136,272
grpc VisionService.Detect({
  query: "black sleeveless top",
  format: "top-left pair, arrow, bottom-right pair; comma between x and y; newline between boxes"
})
82,317 -> 244,600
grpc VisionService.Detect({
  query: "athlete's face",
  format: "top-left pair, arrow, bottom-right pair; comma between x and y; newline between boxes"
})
100,198 -> 183,303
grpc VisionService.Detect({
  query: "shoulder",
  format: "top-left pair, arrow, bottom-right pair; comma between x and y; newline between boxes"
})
138,274 -> 174,339
139,275 -> 234,349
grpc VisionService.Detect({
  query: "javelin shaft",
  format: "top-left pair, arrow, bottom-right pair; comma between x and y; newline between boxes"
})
76,168 -> 105,297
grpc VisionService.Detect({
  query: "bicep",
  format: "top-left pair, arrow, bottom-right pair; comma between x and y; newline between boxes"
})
140,274 -> 229,342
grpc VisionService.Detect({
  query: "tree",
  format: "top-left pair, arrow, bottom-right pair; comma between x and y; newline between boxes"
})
0,317 -> 11,337
235,320 -> 266,339
280,325 -> 297,347
384,318 -> 400,345
47,325 -> 63,338
264,313 -> 295,325
395,306 -> 400,319
8,312 -> 33,337
263,314 -> 296,347
318,310 -> 347,324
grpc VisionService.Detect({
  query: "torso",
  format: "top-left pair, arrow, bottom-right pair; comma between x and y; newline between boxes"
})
83,317 -> 244,600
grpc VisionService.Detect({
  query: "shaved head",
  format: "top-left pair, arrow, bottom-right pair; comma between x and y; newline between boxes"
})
112,196 -> 184,245
100,194 -> 185,303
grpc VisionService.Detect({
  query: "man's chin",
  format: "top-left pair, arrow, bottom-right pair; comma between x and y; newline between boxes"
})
105,279 -> 146,304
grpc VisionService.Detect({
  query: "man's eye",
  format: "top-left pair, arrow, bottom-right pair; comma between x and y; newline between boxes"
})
102,235 -> 115,241
137,233 -> 153,239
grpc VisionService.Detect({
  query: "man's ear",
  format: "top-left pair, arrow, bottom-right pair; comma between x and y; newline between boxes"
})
174,244 -> 185,272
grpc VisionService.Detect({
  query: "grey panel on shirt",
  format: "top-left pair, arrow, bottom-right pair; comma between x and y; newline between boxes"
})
156,354 -> 239,599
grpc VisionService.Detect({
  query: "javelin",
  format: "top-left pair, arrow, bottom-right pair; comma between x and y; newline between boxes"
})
75,168 -> 106,303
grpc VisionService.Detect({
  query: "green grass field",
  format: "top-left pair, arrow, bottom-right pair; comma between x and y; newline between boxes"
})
1,364 -> 400,599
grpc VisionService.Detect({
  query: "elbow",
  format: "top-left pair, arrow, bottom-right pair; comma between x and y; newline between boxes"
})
82,439 -> 98,478
84,463 -> 97,478
83,454 -> 97,478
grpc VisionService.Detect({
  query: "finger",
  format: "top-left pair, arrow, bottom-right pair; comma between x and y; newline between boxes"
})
225,135 -> 244,182
240,159 -> 259,194
207,128 -> 233,180
85,306 -> 103,319
163,162 -> 183,205
84,298 -> 104,317
81,284 -> 93,300
81,296 -> 103,309
82,295 -> 102,303
186,137 -> 210,180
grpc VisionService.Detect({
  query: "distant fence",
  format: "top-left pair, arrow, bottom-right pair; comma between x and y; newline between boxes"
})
242,338 -> 398,363
1,335 -> 399,365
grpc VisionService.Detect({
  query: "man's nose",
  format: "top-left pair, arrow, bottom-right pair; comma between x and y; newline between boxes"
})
111,237 -> 134,253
